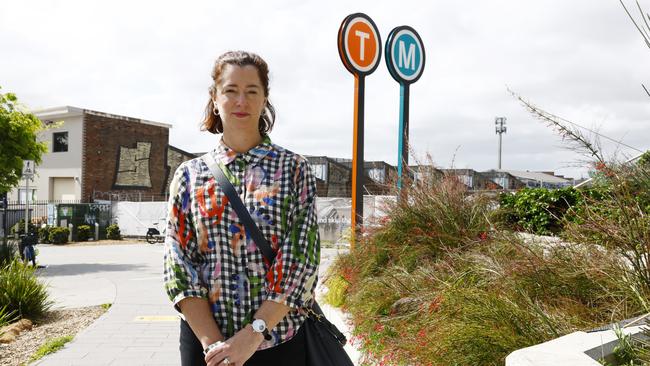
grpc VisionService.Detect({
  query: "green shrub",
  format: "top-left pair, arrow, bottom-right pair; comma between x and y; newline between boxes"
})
0,259 -> 52,319
38,226 -> 52,244
76,225 -> 92,242
48,227 -> 70,245
106,224 -> 121,240
497,187 -> 583,235
0,238 -> 17,267
10,219 -> 36,236
0,303 -> 18,327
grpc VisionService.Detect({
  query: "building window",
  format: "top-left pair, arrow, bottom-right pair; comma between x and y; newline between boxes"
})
53,132 -> 68,152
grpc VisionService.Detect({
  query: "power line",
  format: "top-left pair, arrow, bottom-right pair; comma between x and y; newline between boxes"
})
532,106 -> 644,153
510,89 -> 645,153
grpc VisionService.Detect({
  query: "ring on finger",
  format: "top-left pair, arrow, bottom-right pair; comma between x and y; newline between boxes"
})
223,357 -> 231,365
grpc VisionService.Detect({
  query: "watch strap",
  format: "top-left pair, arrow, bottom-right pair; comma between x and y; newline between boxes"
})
260,327 -> 272,341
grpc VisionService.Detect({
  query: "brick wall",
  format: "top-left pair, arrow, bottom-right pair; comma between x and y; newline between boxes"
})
165,146 -> 196,195
82,111 -> 169,202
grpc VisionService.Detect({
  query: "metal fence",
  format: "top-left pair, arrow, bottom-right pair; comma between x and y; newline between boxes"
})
1,199 -> 80,237
92,190 -> 169,202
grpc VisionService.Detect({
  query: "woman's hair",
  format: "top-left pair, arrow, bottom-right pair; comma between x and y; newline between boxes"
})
202,51 -> 276,135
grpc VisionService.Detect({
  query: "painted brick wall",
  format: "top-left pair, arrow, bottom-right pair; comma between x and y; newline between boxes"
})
82,112 -> 169,202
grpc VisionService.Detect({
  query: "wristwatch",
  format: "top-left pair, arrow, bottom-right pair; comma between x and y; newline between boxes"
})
251,318 -> 272,341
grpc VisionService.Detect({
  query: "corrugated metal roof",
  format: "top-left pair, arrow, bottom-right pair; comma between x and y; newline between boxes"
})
499,170 -> 569,183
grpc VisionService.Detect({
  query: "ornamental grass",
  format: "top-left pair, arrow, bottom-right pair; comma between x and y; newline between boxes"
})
325,166 -> 648,366
0,259 -> 52,321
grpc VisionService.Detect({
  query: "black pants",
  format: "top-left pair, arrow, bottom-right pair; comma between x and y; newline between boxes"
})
180,319 -> 306,366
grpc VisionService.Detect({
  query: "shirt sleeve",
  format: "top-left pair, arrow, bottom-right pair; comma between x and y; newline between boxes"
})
265,156 -> 321,309
163,163 -> 208,312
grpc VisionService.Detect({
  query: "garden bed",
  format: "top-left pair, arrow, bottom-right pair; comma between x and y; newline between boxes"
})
324,159 -> 650,365
0,306 -> 106,366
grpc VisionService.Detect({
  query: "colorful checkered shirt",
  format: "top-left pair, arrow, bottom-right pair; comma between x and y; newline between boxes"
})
163,136 -> 320,350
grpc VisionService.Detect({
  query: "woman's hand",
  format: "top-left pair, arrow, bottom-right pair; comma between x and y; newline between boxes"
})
204,325 -> 264,366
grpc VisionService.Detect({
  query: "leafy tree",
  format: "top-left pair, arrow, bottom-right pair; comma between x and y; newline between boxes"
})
0,87 -> 47,194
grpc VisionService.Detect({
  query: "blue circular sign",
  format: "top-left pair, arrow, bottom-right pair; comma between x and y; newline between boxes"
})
385,26 -> 425,84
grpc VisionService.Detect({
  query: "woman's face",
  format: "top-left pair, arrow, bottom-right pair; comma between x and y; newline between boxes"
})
214,64 -> 267,137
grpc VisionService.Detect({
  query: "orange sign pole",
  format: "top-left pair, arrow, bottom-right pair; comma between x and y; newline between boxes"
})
338,13 -> 381,249
350,75 -> 362,243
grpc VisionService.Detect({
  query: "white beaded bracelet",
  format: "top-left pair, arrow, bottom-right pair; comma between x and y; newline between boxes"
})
203,340 -> 224,356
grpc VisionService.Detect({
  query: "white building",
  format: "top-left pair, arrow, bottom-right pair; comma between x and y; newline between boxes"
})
9,107 -> 84,202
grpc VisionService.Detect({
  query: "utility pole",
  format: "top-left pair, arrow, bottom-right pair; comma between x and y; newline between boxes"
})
495,117 -> 507,169
22,160 -> 35,235
24,177 -> 29,235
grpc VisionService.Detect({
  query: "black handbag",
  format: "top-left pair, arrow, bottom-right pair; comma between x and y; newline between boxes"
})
202,153 -> 354,366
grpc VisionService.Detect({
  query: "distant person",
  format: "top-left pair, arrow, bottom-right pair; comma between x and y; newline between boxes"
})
163,51 -> 320,366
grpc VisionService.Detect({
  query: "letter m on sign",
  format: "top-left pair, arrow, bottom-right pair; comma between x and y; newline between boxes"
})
398,41 -> 416,71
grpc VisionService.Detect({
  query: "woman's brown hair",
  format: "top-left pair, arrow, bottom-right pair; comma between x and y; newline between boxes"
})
202,51 -> 276,135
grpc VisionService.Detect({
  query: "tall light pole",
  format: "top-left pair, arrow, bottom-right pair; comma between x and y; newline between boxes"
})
495,117 -> 507,170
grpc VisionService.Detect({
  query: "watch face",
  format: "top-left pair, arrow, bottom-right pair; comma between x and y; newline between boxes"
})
252,319 -> 266,332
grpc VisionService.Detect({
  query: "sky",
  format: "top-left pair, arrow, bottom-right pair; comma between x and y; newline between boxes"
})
1,0 -> 649,180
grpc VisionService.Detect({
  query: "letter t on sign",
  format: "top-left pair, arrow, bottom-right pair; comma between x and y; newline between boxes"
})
355,31 -> 370,61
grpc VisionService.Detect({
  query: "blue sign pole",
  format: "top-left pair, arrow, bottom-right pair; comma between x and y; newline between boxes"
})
397,83 -> 410,189
385,26 -> 425,191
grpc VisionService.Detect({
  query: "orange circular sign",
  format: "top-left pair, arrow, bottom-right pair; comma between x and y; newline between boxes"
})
338,13 -> 381,75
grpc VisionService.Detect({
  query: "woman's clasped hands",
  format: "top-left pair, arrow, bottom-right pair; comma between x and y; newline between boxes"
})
204,326 -> 264,366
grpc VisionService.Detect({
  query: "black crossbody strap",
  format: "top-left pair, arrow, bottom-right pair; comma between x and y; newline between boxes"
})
202,153 -> 276,262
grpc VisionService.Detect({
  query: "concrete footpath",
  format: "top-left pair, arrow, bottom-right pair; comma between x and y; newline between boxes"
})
32,243 -> 361,365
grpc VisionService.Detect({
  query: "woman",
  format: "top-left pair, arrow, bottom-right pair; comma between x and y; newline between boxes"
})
163,51 -> 320,366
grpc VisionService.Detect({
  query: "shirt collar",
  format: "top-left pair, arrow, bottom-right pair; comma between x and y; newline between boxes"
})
212,135 -> 274,167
